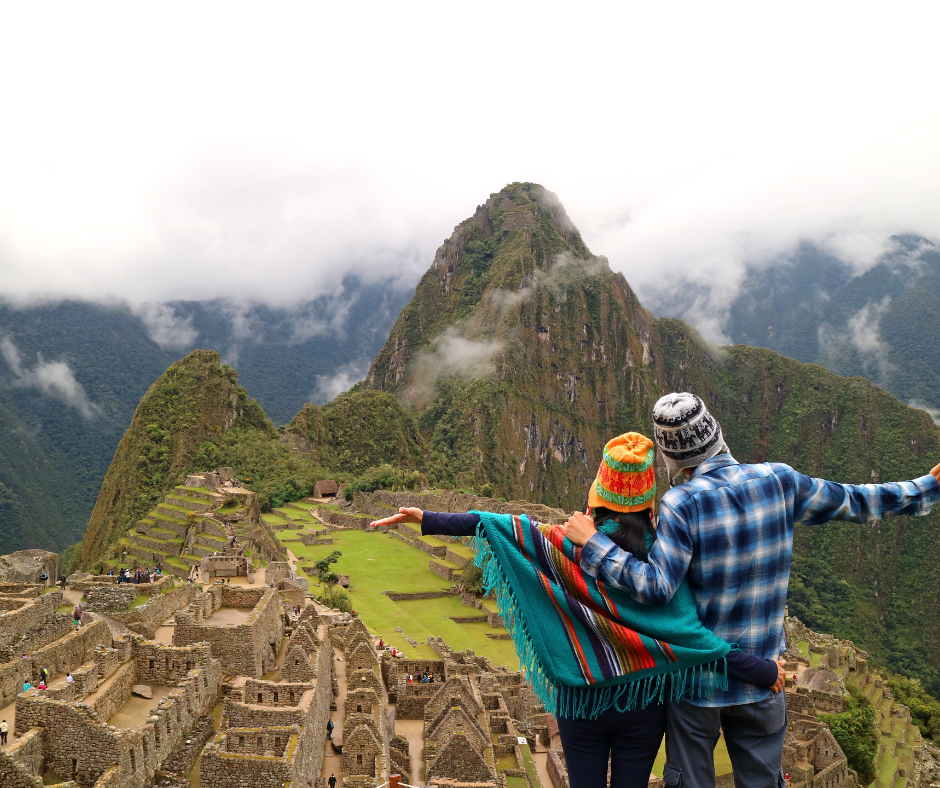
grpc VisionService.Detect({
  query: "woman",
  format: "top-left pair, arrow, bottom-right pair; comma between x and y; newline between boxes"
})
371,433 -> 782,788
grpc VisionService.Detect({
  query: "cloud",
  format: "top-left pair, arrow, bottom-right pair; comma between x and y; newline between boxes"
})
404,328 -> 504,406
133,302 -> 199,350
1,5 -> 940,319
310,361 -> 370,405
0,337 -> 101,418
908,400 -> 940,426
818,297 -> 895,380
288,291 -> 359,345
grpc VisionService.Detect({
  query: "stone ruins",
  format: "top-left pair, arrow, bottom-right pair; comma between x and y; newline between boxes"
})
3,481 -> 939,788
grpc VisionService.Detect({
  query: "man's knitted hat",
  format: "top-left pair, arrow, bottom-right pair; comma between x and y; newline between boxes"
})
587,432 -> 656,513
653,392 -> 727,483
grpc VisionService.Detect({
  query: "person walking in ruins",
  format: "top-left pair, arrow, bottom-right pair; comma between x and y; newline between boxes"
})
72,605 -> 82,628
371,432 -> 784,788
0,718 -> 7,745
39,666 -> 48,684
328,774 -> 337,788
559,393 -> 940,788
65,672 -> 73,683
326,719 -> 333,740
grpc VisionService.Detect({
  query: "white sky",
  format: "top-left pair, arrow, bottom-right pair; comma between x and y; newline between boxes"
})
2,2 -> 940,323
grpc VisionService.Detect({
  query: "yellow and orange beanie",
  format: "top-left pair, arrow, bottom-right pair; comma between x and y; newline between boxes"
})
587,432 -> 656,513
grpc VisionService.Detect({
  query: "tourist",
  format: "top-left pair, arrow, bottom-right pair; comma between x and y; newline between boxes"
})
407,674 -> 412,684
37,681 -> 46,691
326,719 -> 333,740
65,672 -> 73,683
72,606 -> 83,628
328,774 -> 337,788
60,573 -> 67,588
0,718 -> 7,745
560,394 -> 940,788
39,666 -> 48,684
370,431 -> 784,788
22,681 -> 31,691
150,571 -> 156,583
39,571 -> 47,583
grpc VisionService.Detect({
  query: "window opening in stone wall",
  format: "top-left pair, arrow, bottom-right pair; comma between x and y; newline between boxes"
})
258,737 -> 263,749
357,705 -> 362,712
155,722 -> 160,746
274,692 -> 278,702
357,755 -> 362,765
289,691 -> 294,703
239,736 -> 244,746
274,737 -> 281,749
72,759 -> 77,777
130,749 -> 136,771
258,693 -> 263,703
149,659 -> 154,669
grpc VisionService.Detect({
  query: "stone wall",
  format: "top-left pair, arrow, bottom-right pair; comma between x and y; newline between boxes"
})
13,637 -> 222,788
174,587 -> 282,677
202,639 -> 332,788
109,584 -> 197,639
383,590 -> 450,601
84,585 -> 138,612
300,533 -> 334,545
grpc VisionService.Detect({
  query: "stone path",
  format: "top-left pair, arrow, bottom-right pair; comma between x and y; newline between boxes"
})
321,645 -> 347,781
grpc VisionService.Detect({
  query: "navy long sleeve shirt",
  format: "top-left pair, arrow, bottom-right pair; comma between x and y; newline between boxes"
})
421,510 -> 779,687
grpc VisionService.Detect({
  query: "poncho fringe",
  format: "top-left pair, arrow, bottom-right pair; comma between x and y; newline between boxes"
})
469,513 -> 730,719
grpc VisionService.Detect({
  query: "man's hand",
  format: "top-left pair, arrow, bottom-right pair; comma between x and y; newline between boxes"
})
931,462 -> 940,485
370,507 -> 424,529
558,512 -> 598,546
770,658 -> 786,694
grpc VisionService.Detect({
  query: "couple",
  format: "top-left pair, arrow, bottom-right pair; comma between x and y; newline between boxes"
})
372,392 -> 940,788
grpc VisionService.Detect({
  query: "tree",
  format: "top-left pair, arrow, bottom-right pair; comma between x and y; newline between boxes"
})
314,550 -> 342,590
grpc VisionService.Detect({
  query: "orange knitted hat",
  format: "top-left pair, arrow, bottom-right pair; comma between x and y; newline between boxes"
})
587,432 -> 656,513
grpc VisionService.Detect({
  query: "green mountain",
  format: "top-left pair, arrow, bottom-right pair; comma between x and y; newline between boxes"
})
360,182 -> 940,694
707,235 -> 940,414
0,279 -> 410,552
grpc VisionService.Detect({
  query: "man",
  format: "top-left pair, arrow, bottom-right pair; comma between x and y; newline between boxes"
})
326,719 -> 334,740
0,718 -> 7,745
328,774 -> 337,788
562,392 -> 940,788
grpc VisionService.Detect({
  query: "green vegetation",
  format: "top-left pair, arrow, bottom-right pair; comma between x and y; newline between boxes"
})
820,698 -> 878,783
292,529 -> 518,667
884,672 -> 940,740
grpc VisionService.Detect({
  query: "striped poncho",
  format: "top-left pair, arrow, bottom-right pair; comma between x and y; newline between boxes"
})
470,511 -> 731,719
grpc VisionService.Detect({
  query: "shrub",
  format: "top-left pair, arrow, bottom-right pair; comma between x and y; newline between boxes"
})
460,565 -> 485,595
819,699 -> 877,783
317,586 -> 353,613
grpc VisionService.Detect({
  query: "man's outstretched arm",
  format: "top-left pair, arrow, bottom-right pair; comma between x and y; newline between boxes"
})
560,503 -> 693,605
792,461 -> 940,525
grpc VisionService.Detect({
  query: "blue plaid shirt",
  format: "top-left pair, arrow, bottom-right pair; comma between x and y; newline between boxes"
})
580,454 -> 940,706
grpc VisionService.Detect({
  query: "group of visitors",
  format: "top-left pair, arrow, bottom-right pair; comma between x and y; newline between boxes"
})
371,390 -> 940,788
114,566 -> 161,584
406,670 -> 442,684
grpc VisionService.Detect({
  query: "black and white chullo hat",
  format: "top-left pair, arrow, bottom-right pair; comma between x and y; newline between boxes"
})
652,392 -> 728,483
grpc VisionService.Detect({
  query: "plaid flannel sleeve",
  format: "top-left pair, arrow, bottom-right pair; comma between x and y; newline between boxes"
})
579,500 -> 693,606
792,471 -> 940,524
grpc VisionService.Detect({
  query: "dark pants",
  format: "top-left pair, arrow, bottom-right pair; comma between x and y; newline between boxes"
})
664,692 -> 787,788
556,703 -> 667,788
1,731 -> 7,744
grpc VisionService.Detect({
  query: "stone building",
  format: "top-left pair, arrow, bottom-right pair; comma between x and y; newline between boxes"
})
173,585 -> 283,677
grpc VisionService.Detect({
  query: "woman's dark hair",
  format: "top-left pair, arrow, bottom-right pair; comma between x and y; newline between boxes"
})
591,506 -> 654,560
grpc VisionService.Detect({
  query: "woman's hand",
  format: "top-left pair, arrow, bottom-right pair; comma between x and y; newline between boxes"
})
370,507 -> 424,528
559,512 -> 598,546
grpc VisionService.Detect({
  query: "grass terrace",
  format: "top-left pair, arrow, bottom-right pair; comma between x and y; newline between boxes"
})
291,529 -> 518,667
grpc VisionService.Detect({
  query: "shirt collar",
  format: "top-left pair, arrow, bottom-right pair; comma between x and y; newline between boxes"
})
689,452 -> 739,479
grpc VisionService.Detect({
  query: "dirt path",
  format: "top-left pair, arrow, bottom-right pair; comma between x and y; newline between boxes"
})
393,717 -> 425,784
321,646 -> 347,780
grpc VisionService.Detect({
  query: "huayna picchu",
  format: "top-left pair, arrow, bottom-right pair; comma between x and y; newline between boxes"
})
5,183 -> 940,788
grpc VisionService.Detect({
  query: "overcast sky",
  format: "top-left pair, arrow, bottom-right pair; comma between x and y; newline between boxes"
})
2,2 -> 940,333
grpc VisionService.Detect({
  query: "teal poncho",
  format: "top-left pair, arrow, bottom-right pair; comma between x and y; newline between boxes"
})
470,511 -> 731,718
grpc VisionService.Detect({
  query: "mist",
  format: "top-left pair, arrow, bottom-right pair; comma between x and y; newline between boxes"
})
0,336 -> 100,418
1,6 -> 940,319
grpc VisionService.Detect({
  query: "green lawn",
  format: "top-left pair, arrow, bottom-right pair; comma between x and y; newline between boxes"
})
652,737 -> 732,777
291,530 -> 518,667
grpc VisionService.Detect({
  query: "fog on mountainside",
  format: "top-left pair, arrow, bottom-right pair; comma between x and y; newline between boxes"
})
648,235 -> 940,418
0,278 -> 411,553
